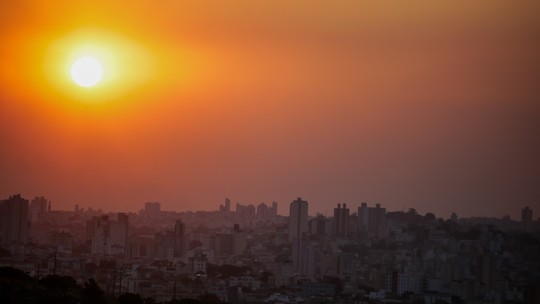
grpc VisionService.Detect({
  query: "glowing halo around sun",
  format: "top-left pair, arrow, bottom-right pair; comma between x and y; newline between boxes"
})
70,56 -> 103,87
41,28 -> 161,104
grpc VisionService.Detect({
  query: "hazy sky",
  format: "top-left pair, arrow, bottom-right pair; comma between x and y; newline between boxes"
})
1,1 -> 539,218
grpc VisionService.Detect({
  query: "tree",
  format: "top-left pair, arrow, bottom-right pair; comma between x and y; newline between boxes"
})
198,293 -> 223,303
80,279 -> 106,304
118,292 -> 144,304
424,213 -> 436,222
40,274 -> 78,302
175,299 -> 202,304
0,266 -> 35,303
0,266 -> 31,281
144,297 -> 157,304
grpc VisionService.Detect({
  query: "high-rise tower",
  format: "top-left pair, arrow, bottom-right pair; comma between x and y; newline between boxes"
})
289,197 -> 309,275
358,202 -> 387,239
333,203 -> 350,237
29,196 -> 49,222
522,206 -> 533,231
289,197 -> 308,241
0,194 -> 29,244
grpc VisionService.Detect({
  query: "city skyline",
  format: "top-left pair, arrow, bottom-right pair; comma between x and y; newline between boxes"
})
1,193 -> 538,303
2,1 -> 540,221
1,193 -> 536,222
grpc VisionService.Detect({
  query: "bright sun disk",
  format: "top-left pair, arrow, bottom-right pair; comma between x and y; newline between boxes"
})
70,56 -> 103,87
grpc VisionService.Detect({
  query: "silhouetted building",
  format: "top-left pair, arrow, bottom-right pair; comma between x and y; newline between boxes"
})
256,202 -> 278,217
476,253 -> 496,292
289,197 -> 309,274
144,202 -> 161,214
0,194 -> 29,245
292,237 -> 317,276
236,203 -> 256,216
29,196 -> 49,222
153,231 -> 176,260
190,251 -> 207,273
232,227 -> 246,256
112,213 -> 129,254
51,231 -> 73,254
522,206 -> 533,231
309,214 -> 331,236
333,203 -> 350,237
219,198 -> 231,213
358,202 -> 387,239
211,233 -> 234,257
386,271 -> 415,296
125,235 -> 154,260
87,213 -> 129,256
257,203 -> 269,216
289,197 -> 308,241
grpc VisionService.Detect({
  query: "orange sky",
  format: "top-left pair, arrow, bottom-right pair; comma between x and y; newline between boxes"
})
1,1 -> 539,218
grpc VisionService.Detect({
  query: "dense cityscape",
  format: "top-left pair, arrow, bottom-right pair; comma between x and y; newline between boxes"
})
0,194 -> 539,303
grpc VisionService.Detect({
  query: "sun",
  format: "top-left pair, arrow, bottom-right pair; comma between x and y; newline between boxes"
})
70,56 -> 103,87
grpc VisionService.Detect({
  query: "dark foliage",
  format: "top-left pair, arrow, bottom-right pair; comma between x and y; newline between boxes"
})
198,293 -> 223,303
173,299 -> 202,304
0,266 -> 224,304
39,275 -> 79,304
118,292 -> 144,304
80,278 -> 106,304
0,266 -> 31,281
0,266 -> 34,304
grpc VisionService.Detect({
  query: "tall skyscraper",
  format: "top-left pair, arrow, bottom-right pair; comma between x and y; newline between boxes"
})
219,198 -> 231,213
0,194 -> 29,244
257,203 -> 269,216
271,201 -> 278,216
289,197 -> 309,275
289,197 -> 308,241
29,196 -> 49,222
358,202 -> 369,231
521,206 -> 533,231
309,214 -> 331,236
358,202 -> 387,239
112,213 -> 129,255
333,203 -> 350,237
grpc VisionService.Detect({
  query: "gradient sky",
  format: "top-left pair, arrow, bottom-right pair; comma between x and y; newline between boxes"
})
1,1 -> 539,218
